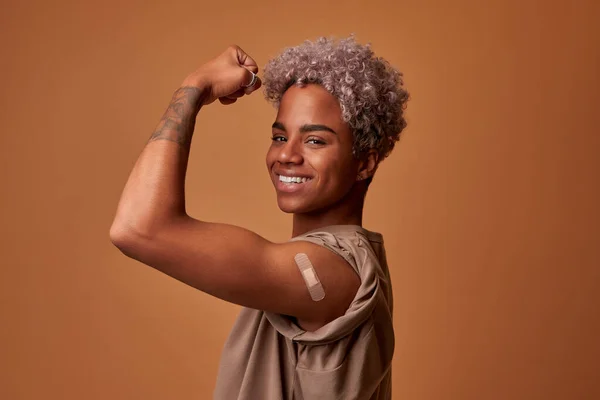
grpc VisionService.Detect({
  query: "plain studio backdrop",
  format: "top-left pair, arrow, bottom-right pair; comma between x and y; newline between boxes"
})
1,0 -> 598,399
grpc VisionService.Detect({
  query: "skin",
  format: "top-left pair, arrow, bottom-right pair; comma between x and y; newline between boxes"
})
268,84 -> 379,237
110,45 -> 378,331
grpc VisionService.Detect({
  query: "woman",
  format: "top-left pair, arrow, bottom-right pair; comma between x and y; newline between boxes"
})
110,36 -> 409,399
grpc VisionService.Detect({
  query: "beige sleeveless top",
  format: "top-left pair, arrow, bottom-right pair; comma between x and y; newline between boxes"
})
213,225 -> 395,399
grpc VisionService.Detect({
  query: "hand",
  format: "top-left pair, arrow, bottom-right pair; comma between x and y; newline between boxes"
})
181,45 -> 262,106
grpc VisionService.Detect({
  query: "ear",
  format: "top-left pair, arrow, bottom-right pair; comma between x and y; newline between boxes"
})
356,149 -> 379,182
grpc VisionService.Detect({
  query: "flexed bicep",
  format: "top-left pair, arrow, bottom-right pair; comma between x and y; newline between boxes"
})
112,216 -> 359,328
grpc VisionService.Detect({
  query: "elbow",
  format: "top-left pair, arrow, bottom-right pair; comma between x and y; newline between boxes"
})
109,215 -> 187,256
110,221 -> 127,246
109,221 -> 135,253
109,218 -> 171,259
109,213 -> 185,247
109,223 -> 152,262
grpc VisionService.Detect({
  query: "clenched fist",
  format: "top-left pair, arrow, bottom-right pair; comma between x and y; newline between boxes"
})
181,45 -> 262,106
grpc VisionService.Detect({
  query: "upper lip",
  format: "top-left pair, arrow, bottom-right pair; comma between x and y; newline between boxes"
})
274,170 -> 313,179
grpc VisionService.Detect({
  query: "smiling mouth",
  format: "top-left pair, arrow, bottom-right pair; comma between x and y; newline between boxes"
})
278,175 -> 313,184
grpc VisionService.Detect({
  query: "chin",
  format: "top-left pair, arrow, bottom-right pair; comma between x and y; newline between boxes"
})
277,197 -> 317,214
277,200 -> 303,214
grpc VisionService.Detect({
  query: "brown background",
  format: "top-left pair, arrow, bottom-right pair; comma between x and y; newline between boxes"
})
1,0 -> 598,399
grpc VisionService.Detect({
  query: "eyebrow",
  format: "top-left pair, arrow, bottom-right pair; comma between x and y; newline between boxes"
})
272,121 -> 337,135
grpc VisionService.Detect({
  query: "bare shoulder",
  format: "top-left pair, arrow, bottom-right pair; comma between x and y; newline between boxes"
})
267,238 -> 361,329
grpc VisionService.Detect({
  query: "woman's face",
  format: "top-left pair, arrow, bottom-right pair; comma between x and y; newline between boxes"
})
266,84 -> 360,214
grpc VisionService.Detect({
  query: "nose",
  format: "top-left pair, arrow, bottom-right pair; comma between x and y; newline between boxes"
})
277,137 -> 304,165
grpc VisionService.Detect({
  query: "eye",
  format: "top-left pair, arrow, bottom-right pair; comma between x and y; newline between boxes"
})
271,135 -> 286,142
307,137 -> 326,145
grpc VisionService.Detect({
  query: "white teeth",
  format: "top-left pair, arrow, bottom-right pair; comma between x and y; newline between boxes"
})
279,175 -> 311,184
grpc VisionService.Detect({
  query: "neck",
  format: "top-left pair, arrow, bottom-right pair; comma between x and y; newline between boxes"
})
291,184 -> 367,237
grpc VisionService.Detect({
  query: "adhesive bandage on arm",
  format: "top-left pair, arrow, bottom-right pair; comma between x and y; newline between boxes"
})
294,253 -> 325,301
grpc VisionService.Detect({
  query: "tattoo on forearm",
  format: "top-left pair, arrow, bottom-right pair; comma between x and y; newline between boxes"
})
148,87 -> 203,148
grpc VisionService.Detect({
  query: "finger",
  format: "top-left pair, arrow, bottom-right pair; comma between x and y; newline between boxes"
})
235,45 -> 258,74
243,75 -> 262,95
240,69 -> 257,89
219,97 -> 237,105
225,87 -> 246,99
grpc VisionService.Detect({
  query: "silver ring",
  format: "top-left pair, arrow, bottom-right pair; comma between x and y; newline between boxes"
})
242,71 -> 257,88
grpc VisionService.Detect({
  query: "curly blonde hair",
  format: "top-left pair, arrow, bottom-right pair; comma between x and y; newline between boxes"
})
263,35 -> 409,161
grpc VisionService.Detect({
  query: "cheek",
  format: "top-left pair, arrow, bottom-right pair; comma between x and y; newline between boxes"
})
316,157 -> 357,191
265,147 -> 275,168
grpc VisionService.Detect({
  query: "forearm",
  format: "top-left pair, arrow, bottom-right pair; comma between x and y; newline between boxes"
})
111,86 -> 206,237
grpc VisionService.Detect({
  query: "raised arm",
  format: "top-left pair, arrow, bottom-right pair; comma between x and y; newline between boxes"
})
109,45 -> 261,234
109,46 -> 360,330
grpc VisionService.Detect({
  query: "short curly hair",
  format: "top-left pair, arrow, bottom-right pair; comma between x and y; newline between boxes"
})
263,35 -> 409,161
